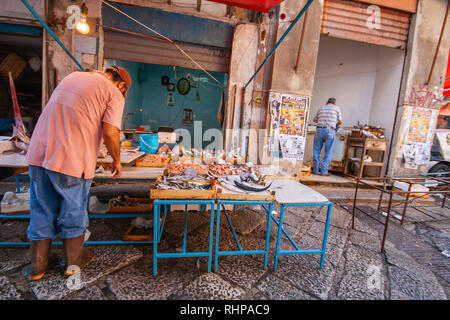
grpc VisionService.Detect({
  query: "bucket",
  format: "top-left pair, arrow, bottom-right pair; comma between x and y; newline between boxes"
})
0,118 -> 14,132
139,134 -> 159,154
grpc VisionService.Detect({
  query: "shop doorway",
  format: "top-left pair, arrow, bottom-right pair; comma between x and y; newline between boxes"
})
0,23 -> 43,135
305,35 -> 405,177
105,59 -> 228,149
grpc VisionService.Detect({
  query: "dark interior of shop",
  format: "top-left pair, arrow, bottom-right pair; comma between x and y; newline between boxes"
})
0,28 -> 43,135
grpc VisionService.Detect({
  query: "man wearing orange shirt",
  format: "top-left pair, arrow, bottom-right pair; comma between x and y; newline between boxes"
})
25,66 -> 131,280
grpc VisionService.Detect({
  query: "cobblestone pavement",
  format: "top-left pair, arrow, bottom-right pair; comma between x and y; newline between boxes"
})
0,185 -> 448,300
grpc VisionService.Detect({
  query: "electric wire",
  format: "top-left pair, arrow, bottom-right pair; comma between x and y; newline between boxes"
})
101,0 -> 225,87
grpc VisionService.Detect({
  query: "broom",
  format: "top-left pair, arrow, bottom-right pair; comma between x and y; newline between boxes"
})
9,72 -> 30,153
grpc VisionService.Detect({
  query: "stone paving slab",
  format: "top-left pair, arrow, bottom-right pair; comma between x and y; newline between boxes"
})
307,221 -> 348,247
0,275 -> 22,300
227,208 -> 266,235
255,274 -> 317,300
388,265 -> 447,300
63,285 -> 107,300
349,230 -> 382,253
0,220 -> 28,242
278,206 -> 315,231
270,207 -> 316,241
23,246 -> 143,300
390,207 -> 437,223
336,244 -> 385,300
173,273 -> 244,300
411,205 -> 450,219
384,242 -> 447,300
107,258 -> 199,300
345,214 -> 380,236
163,210 -> 211,238
215,255 -> 267,290
0,248 -> 30,273
390,288 -> 414,300
295,233 -> 345,268
313,206 -> 352,230
85,220 -> 116,242
415,223 -> 450,253
424,220 -> 450,233
273,253 -> 337,300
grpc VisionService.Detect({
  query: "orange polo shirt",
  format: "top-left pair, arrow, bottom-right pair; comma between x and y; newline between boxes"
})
26,71 -> 125,179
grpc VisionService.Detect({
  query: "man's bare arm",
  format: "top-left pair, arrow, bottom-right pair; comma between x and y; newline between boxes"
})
102,122 -> 122,178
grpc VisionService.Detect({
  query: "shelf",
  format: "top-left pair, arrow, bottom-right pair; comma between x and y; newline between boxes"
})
348,159 -> 384,166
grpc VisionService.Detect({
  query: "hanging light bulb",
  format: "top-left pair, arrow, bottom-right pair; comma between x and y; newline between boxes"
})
76,2 -> 90,35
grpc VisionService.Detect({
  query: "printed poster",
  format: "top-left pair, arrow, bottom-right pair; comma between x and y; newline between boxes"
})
268,93 -> 309,160
279,96 -> 308,136
406,107 -> 432,144
280,135 -> 306,161
268,92 -> 282,152
402,107 -> 438,167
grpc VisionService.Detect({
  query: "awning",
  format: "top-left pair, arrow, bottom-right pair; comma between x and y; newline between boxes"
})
206,0 -> 284,13
444,49 -> 450,97
439,104 -> 450,116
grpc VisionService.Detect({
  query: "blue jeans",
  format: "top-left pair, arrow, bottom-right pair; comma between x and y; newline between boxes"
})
313,128 -> 336,175
27,165 -> 92,241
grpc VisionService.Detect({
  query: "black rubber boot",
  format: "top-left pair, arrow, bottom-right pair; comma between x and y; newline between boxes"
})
63,235 -> 95,276
29,239 -> 52,281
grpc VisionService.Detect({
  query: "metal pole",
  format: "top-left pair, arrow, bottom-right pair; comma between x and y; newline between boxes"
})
244,0 -> 315,89
20,0 -> 85,72
351,179 -> 360,230
426,1 -> 449,85
442,192 -> 447,209
381,191 -> 394,253
400,182 -> 412,225
294,9 -> 309,72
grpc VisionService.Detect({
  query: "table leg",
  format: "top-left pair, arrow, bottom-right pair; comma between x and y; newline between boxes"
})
16,176 -> 21,193
208,203 -> 215,273
273,205 -> 286,271
320,203 -> 333,269
159,205 -> 168,242
182,205 -> 188,253
263,203 -> 273,270
214,203 -> 221,272
153,202 -> 160,276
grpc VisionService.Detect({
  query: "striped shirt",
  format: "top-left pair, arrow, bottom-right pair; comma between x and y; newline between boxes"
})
313,104 -> 342,129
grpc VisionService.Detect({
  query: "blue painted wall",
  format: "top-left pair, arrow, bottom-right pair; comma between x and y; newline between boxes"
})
102,2 -> 234,49
106,59 -> 228,147
0,22 -> 43,36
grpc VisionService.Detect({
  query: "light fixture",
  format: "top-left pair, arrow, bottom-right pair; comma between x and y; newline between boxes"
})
76,2 -> 90,35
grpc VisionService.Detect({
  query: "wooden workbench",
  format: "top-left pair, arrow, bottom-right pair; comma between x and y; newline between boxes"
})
343,136 -> 388,179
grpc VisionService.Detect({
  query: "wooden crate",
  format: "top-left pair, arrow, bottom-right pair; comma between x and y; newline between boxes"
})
202,157 -> 220,165
136,156 -> 170,167
225,157 -> 245,164
216,183 -> 276,201
393,188 -> 429,199
166,163 -> 208,177
0,53 -> 27,80
301,166 -> 311,177
109,201 -> 154,213
178,156 -> 202,163
150,177 -> 217,199
122,217 -> 163,242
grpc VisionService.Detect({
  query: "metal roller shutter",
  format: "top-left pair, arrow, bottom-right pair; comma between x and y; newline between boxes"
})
321,0 -> 411,49
103,29 -> 231,73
